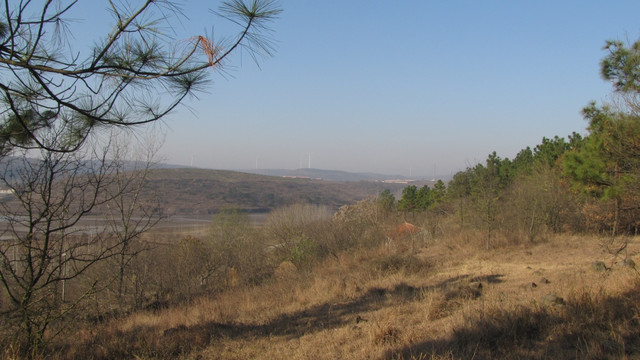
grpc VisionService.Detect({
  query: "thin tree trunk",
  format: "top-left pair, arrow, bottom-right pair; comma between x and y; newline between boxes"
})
611,197 -> 621,237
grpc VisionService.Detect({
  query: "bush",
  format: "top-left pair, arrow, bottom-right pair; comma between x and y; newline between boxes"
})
331,197 -> 388,251
501,165 -> 580,243
264,204 -> 333,267
208,209 -> 271,286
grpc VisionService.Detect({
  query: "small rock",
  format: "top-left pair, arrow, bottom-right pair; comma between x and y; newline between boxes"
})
531,282 -> 537,288
540,277 -> 551,284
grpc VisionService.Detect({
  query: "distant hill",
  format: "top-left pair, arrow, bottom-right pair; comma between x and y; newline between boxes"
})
240,168 -> 410,182
144,168 -> 406,216
0,158 -> 421,216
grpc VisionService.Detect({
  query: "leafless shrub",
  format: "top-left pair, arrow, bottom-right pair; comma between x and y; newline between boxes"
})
502,165 -> 581,244
264,204 -> 333,269
370,320 -> 402,345
208,209 -> 271,287
331,197 -> 388,252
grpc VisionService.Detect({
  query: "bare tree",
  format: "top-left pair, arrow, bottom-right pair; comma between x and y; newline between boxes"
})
0,140 -> 122,353
102,131 -> 164,308
0,1 -> 281,355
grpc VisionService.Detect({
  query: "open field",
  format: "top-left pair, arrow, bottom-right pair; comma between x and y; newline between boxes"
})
47,233 -> 640,360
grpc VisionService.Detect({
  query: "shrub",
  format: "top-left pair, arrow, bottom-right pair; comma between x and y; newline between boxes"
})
264,204 -> 333,267
331,197 -> 388,251
208,209 -> 271,286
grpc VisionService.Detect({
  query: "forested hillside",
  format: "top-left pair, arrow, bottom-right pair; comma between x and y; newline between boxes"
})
143,168 -> 404,215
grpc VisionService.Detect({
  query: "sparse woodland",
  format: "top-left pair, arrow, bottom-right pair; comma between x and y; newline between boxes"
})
2,1 -> 640,359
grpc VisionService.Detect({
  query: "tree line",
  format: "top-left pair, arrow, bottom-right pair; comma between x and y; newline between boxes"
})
387,38 -> 640,248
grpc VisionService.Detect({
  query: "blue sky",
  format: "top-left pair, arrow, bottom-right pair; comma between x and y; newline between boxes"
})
82,1 -> 640,177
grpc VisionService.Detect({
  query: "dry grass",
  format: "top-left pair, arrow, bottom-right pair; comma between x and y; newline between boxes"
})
45,233 -> 640,360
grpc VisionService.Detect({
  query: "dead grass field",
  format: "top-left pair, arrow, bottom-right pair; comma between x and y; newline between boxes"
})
46,233 -> 640,360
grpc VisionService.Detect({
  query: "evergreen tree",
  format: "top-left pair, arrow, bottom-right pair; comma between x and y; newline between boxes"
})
398,185 -> 419,213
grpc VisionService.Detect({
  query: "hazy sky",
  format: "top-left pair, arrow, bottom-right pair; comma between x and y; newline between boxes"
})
81,1 -> 640,177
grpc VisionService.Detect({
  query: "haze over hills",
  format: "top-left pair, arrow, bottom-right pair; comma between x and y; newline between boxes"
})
163,165 -> 448,183
0,154 -> 446,183
144,168 -> 409,216
240,167 -> 414,182
0,157 -> 435,216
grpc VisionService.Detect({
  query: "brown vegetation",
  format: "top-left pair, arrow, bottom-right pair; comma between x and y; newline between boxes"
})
5,204 -> 638,359
143,168 -> 404,215
4,146 -> 640,359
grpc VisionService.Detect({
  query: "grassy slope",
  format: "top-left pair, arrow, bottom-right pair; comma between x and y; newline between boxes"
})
59,233 -> 640,360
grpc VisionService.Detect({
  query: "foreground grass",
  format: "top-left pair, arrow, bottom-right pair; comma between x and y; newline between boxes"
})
42,234 -> 640,359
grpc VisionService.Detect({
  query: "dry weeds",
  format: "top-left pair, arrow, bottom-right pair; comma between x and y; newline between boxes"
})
44,234 -> 640,359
